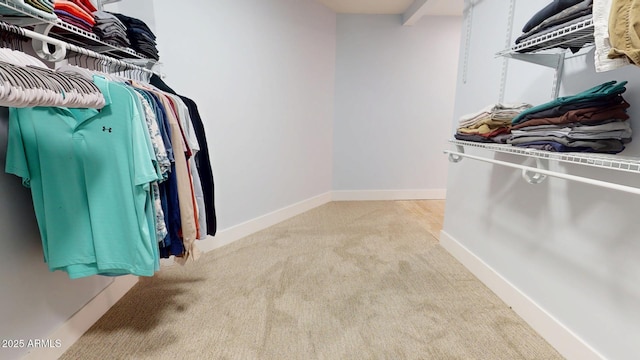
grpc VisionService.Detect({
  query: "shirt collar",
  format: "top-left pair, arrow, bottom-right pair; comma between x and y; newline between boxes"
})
92,75 -> 113,107
62,75 -> 112,124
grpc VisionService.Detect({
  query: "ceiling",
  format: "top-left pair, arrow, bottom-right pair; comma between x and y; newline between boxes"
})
316,0 -> 463,16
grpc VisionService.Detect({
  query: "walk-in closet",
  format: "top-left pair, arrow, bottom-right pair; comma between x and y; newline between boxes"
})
1,1 -> 637,359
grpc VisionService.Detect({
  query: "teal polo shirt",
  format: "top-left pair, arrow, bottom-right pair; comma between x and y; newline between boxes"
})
5,76 -> 161,279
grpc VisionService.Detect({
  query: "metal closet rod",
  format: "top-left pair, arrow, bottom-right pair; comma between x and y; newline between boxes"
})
2,21 -> 155,75
443,150 -> 640,196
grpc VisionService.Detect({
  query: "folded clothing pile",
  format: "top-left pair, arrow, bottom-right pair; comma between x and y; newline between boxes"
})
92,10 -> 130,48
516,0 -> 593,52
54,0 -> 97,33
455,103 -> 533,143
0,0 -> 57,20
508,80 -> 632,153
109,12 -> 159,60
26,0 -> 55,15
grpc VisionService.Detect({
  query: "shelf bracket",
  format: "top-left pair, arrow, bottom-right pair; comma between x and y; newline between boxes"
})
447,144 -> 466,163
498,52 -> 565,99
522,158 -> 549,184
499,52 -> 565,68
446,143 -> 549,183
31,23 -> 66,62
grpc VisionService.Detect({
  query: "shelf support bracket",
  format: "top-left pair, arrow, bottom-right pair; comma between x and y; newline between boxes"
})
500,52 -> 565,68
522,158 -> 549,184
447,144 -> 466,163
31,23 -> 66,62
497,52 -> 566,99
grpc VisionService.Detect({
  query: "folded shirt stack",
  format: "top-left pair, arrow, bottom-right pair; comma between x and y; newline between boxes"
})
455,103 -> 532,144
515,0 -> 593,53
54,0 -> 96,33
0,0 -> 57,20
109,12 -> 159,60
26,0 -> 54,14
93,10 -> 130,48
507,80 -> 632,153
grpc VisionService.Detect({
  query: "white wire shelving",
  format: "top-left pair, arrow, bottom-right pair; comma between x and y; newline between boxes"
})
496,17 -> 595,99
444,140 -> 640,196
448,140 -> 640,174
452,7 -> 639,194
0,0 -> 145,60
499,17 -> 594,55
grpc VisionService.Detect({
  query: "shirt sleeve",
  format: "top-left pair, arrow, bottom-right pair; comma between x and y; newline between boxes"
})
5,108 -> 31,187
176,97 -> 200,153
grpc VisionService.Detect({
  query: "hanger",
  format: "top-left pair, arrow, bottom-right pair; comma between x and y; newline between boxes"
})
0,54 -> 105,108
52,49 -> 106,107
15,62 -> 65,107
0,63 -> 22,106
0,62 -> 36,107
0,22 -> 63,106
0,19 -> 154,108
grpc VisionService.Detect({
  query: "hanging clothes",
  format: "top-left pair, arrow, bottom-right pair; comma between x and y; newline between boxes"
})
5,75 -> 161,279
593,0 -> 630,72
3,56 -> 216,278
124,80 -> 209,260
150,74 -> 218,236
607,0 -> 640,65
0,12 -> 217,279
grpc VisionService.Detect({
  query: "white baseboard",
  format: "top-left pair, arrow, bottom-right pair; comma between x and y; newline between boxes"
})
196,191 -> 333,253
332,189 -> 446,201
22,275 -> 139,360
439,230 -> 604,360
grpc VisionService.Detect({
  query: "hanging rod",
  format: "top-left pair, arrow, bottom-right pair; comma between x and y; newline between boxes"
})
443,149 -> 640,196
0,21 -> 156,75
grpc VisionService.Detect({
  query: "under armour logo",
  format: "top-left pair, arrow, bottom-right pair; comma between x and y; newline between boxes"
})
102,127 -> 112,133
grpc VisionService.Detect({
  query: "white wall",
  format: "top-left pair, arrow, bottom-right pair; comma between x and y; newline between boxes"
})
444,1 -> 640,358
333,14 -> 461,194
146,0 -> 336,229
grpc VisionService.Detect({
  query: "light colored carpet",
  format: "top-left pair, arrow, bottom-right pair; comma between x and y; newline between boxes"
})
60,201 -> 563,360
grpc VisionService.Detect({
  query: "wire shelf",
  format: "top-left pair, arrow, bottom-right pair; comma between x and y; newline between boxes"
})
449,140 -> 640,174
498,17 -> 594,55
0,0 -> 146,60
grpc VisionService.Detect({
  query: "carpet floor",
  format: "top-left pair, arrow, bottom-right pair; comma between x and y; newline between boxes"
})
60,200 -> 563,360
